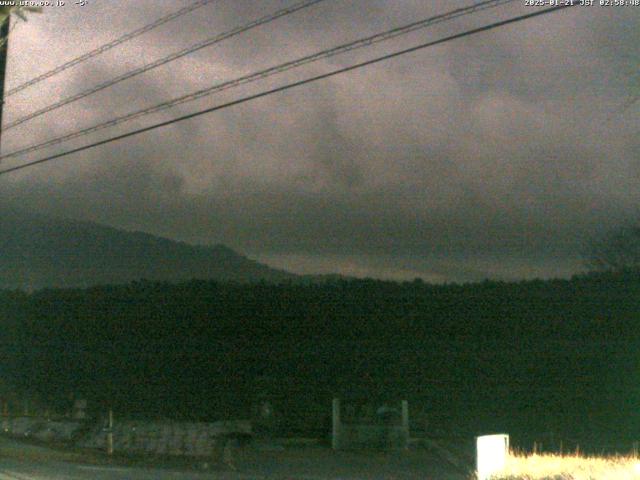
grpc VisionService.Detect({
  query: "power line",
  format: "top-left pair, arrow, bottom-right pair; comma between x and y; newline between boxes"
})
0,0 -> 517,162
3,0 -> 328,131
4,0 -> 216,98
0,4 -> 578,177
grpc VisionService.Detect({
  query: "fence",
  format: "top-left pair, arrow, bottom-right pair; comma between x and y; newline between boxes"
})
331,398 -> 409,450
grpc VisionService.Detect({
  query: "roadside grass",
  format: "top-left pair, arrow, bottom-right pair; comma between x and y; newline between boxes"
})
490,451 -> 640,479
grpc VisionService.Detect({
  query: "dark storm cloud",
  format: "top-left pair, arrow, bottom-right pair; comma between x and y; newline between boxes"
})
1,0 -> 638,281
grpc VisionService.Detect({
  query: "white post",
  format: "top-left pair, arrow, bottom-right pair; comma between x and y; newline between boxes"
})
332,398 -> 341,450
476,434 -> 509,480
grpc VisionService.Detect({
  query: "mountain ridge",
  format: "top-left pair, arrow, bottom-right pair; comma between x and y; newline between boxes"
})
0,210 -> 296,290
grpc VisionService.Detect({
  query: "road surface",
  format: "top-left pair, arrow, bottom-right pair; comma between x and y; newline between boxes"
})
0,458 -> 263,480
0,436 -> 469,479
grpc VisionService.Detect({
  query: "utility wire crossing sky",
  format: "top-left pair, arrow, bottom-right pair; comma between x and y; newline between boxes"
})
0,0 -> 556,170
2,0 -> 327,130
3,0 -> 217,98
0,0 -> 517,163
0,0 -> 637,283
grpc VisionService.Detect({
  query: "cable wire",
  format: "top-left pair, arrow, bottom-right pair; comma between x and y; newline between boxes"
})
3,0 -> 328,130
4,0 -> 216,98
0,4 -> 578,177
0,0 -> 517,162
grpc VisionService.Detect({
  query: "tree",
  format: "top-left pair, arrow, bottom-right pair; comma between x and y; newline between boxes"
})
586,224 -> 640,272
0,6 -> 42,24
0,5 -> 42,47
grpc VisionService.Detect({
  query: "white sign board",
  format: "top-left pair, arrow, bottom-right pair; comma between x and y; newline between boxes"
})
476,434 -> 509,480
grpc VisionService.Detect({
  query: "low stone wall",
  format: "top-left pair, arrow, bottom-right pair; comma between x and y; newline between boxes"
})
2,416 -> 84,441
2,417 -> 252,457
79,419 -> 252,457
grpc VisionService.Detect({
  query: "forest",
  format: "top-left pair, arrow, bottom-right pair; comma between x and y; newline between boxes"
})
0,270 -> 638,451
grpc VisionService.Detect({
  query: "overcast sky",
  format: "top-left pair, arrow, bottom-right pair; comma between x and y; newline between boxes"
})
0,0 -> 638,282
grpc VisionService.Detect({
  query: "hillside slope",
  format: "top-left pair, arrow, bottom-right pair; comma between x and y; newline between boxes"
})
0,211 -> 295,289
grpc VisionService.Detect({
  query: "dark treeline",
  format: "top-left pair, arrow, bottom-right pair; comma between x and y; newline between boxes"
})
0,271 -> 638,449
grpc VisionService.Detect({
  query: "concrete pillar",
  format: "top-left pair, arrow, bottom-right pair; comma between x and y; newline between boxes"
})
2,399 -> 8,432
332,398 -> 341,450
106,409 -> 114,455
401,400 -> 409,448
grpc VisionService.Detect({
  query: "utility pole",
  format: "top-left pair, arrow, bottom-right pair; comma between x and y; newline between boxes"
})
0,7 -> 42,156
0,12 -> 10,154
106,408 -> 114,455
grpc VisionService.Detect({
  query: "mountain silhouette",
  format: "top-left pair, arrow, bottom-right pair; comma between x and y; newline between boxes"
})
0,210 -> 295,289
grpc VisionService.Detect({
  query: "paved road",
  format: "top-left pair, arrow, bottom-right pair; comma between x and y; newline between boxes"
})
0,456 -> 468,480
0,436 -> 468,479
0,460 -> 259,480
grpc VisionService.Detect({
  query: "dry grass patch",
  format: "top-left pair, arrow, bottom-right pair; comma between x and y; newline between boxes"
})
491,452 -> 640,479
